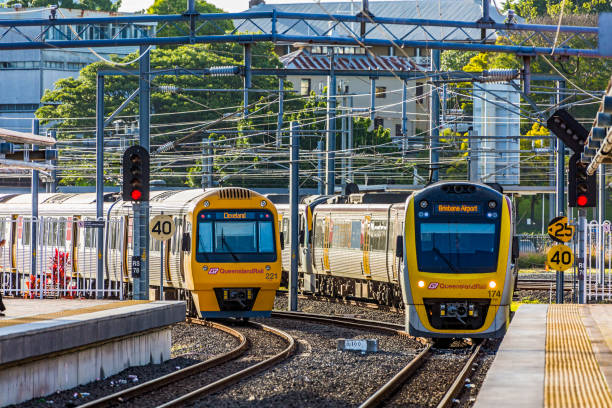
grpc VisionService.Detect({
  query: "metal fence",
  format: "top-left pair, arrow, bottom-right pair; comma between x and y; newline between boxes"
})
517,234 -> 551,254
0,216 -> 125,299
585,220 -> 612,302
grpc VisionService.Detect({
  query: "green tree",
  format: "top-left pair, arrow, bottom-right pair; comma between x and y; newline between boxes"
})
36,42 -> 289,186
148,0 -> 233,40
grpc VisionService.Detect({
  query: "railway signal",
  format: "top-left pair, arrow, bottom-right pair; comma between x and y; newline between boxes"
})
546,109 -> 588,153
122,145 -> 150,202
568,153 -> 597,207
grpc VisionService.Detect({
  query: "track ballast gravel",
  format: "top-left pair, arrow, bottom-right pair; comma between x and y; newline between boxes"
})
189,316 -> 424,408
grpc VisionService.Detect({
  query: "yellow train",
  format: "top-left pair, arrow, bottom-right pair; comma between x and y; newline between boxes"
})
0,187 -> 282,319
275,182 -> 518,338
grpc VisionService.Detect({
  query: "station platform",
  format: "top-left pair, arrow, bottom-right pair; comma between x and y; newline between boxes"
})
0,298 -> 185,406
475,304 -> 612,408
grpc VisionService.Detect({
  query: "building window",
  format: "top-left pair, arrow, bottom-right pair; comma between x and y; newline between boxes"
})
395,124 -> 402,136
375,86 -> 387,99
374,117 -> 384,129
355,47 -> 366,55
300,78 -> 311,96
416,83 -> 424,104
44,61 -> 64,69
311,46 -> 322,54
0,104 -> 39,112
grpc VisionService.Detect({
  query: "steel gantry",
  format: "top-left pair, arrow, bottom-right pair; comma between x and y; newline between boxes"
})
0,8 -> 608,58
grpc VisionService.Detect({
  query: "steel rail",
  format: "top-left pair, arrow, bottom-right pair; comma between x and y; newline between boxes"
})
359,345 -> 432,408
271,310 -> 408,334
77,320 -> 248,408
436,342 -> 485,408
156,322 -> 296,408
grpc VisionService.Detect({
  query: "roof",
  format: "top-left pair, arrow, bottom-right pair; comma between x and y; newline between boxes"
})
0,6 -> 153,21
280,49 -> 415,71
238,1 -> 507,42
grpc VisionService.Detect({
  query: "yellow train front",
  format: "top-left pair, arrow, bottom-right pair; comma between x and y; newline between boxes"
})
401,182 -> 517,339
183,188 -> 282,319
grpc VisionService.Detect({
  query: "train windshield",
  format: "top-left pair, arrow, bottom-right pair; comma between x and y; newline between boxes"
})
417,223 -> 498,273
196,210 -> 276,262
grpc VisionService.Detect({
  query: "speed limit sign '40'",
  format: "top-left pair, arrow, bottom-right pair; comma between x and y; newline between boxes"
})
150,214 -> 176,241
547,244 -> 574,272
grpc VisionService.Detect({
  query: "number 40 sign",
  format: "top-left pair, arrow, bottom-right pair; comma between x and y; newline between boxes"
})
150,214 -> 176,241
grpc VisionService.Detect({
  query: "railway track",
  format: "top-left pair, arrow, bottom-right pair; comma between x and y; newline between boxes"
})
272,309 -> 484,407
79,319 -> 296,408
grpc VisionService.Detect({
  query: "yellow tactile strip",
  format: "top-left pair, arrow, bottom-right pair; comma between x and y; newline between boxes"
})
545,304 -> 612,408
0,300 -> 150,329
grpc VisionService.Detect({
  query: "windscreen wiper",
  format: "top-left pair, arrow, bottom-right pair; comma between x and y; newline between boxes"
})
221,231 -> 239,261
433,246 -> 460,274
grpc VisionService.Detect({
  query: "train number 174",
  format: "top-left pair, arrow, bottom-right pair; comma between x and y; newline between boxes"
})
488,290 -> 501,298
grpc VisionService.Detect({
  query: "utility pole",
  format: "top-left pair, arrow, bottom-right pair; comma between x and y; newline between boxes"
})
96,75 -> 105,299
402,80 -> 408,157
243,44 -> 252,117
599,165 -> 606,283
578,209 -> 586,303
133,45 -> 151,300
277,77 -> 284,147
556,80 -> 566,216
289,122 -> 299,311
31,119 -> 39,298
317,140 -> 324,195
326,47 -> 336,195
348,96 -> 354,182
201,139 -> 213,189
430,49 -> 441,182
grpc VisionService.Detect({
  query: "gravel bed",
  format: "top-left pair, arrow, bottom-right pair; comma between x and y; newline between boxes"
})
188,316 -> 425,407
386,341 -> 473,408
11,322 -> 239,408
458,338 -> 503,408
275,294 -> 404,325
123,324 -> 287,407
514,289 -> 574,303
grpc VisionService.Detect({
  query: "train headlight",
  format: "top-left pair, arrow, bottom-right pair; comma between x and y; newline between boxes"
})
260,200 -> 267,207
203,200 -> 210,208
202,265 -> 208,271
419,200 -> 428,209
418,280 -> 425,288
265,265 -> 271,271
488,200 -> 497,209
489,281 -> 497,289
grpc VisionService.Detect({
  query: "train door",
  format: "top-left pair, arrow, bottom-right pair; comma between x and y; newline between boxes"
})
362,215 -> 371,278
323,216 -> 332,272
391,211 -> 401,282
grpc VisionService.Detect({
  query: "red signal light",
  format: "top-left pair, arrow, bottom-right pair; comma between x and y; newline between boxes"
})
577,195 -> 588,206
131,189 -> 142,201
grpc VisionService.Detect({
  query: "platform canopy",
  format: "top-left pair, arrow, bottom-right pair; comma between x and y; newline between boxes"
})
0,127 -> 56,146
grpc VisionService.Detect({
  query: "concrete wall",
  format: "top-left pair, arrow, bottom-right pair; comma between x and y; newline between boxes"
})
0,327 -> 171,406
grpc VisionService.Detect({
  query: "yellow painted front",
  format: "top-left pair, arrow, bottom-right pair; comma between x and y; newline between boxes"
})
405,198 -> 512,335
184,194 -> 282,314
362,215 -> 371,278
323,216 -> 331,272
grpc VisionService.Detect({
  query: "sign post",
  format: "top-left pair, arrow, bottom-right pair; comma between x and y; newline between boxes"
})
547,216 -> 575,304
150,214 -> 175,301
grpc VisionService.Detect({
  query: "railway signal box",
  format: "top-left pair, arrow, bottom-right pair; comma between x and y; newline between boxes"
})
122,145 -> 150,202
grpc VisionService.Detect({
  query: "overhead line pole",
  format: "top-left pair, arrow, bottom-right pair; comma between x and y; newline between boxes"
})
31,119 -> 39,298
289,122 -> 299,311
326,48 -> 336,195
96,75 -> 105,299
430,49 -> 441,182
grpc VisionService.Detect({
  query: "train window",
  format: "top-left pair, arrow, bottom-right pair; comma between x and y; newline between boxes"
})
350,221 -> 361,249
417,223 -> 498,273
198,222 -> 213,252
195,210 -> 277,262
371,220 -> 387,251
258,222 -> 274,253
23,219 -> 31,245
314,217 -> 323,248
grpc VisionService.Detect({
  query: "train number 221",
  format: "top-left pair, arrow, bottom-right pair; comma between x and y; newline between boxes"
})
265,273 -> 278,280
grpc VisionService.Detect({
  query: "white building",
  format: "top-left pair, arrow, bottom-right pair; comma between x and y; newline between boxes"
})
0,7 -> 156,133
472,83 -> 521,185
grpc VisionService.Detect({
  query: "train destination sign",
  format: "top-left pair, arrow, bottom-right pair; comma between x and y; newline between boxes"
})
150,214 -> 175,241
547,244 -> 574,271
436,203 -> 481,214
547,216 -> 575,243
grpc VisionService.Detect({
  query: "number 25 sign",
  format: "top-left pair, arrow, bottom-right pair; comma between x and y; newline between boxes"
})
547,216 -> 575,243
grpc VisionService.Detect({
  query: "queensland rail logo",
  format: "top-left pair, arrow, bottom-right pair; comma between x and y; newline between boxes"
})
208,267 -> 219,275
428,282 -> 439,289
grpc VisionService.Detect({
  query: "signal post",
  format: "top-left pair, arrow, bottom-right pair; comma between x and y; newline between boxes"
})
548,109 -> 595,303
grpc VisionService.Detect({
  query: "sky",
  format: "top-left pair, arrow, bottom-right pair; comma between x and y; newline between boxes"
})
119,0 -> 370,13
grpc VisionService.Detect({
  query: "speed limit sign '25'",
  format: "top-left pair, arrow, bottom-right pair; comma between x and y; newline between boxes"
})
150,214 -> 176,241
547,216 -> 575,243
547,244 -> 574,272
